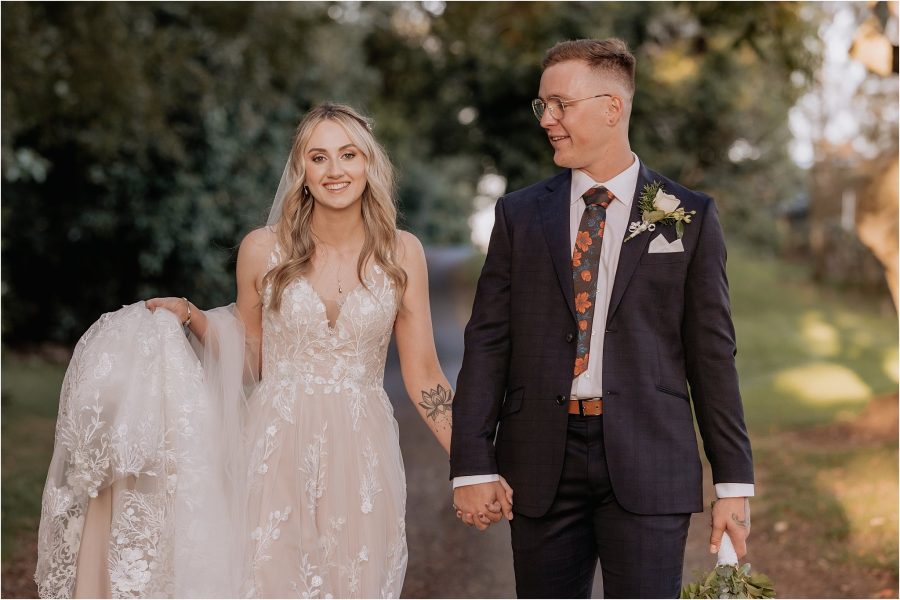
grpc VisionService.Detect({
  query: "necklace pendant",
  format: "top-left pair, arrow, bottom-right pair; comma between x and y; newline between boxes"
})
338,284 -> 343,294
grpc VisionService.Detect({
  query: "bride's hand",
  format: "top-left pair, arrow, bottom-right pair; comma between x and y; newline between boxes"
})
145,297 -> 191,325
498,475 -> 514,507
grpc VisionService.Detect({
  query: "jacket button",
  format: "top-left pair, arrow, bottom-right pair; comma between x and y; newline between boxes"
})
565,332 -> 574,343
555,395 -> 566,405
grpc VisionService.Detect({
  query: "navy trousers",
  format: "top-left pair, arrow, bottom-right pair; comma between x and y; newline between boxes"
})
509,414 -> 691,599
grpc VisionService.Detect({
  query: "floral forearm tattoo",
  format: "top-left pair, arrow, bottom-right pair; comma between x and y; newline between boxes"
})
418,384 -> 453,431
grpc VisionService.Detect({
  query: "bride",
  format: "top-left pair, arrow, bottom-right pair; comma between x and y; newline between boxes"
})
34,103 -> 513,598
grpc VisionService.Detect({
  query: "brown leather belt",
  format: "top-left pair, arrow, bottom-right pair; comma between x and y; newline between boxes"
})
568,396 -> 603,416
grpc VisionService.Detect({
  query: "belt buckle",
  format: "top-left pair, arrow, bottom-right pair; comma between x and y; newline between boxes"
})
573,396 -> 601,417
570,395 -> 588,417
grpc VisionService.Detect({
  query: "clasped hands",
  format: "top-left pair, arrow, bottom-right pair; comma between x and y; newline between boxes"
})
452,478 -> 514,531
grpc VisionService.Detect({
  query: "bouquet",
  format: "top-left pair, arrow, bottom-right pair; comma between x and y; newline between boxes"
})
681,533 -> 775,599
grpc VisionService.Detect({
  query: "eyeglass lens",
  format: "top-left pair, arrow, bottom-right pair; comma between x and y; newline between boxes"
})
532,98 -> 564,120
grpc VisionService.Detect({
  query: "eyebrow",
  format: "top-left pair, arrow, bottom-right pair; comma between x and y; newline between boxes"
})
307,144 -> 359,154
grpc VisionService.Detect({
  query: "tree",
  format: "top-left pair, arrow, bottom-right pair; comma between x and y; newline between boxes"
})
2,1 -> 821,344
2,2 -> 378,343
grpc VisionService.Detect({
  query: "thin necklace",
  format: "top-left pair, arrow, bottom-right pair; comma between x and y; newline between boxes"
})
318,242 -> 344,298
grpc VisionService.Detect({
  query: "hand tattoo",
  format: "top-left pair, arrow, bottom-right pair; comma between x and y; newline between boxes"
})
711,498 -> 751,529
419,384 -> 453,430
732,498 -> 751,528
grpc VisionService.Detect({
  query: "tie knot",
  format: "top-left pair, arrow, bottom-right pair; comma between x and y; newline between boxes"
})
583,186 -> 613,207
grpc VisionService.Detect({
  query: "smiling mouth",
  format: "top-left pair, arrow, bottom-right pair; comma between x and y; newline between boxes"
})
549,135 -> 569,143
323,182 -> 351,191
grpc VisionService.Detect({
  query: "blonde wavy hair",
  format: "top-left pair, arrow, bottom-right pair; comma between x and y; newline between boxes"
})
263,103 -> 407,311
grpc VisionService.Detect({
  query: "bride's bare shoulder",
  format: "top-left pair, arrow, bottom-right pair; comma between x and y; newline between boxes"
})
238,227 -> 278,267
395,229 -> 425,263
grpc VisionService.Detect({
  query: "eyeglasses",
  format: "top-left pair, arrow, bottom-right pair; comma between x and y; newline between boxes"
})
531,94 -> 612,121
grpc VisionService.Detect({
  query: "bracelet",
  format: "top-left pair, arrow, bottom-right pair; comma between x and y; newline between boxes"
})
181,297 -> 192,327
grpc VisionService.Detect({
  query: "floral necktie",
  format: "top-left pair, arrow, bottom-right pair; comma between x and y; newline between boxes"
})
572,185 -> 614,377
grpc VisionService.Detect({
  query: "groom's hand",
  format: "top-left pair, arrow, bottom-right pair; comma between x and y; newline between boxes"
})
710,497 -> 750,558
453,481 -> 513,531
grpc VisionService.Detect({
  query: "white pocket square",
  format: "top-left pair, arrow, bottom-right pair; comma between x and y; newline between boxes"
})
648,234 -> 684,254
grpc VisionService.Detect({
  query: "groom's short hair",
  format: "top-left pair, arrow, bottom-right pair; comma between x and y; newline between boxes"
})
543,38 -> 636,97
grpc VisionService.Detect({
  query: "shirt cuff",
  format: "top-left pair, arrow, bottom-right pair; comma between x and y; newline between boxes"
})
452,474 -> 500,489
715,483 -> 755,498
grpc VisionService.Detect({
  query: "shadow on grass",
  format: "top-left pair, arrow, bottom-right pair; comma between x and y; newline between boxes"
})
749,403 -> 899,597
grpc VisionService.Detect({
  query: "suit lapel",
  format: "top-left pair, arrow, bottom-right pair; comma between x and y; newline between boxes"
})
538,171 -> 577,322
607,163 -> 655,324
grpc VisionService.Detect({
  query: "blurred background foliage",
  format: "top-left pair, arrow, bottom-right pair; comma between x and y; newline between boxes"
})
3,3 -> 898,597
3,1 -> 823,344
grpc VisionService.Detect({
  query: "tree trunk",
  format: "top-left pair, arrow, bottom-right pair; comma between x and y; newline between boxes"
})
856,155 -> 899,310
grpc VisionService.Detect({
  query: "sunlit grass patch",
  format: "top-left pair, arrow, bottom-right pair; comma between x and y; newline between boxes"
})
799,311 -> 841,357
773,362 -> 871,404
727,242 -> 897,431
882,346 -> 899,382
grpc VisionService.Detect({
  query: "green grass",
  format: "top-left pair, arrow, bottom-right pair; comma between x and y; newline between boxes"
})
1,354 -> 67,561
727,243 -> 898,432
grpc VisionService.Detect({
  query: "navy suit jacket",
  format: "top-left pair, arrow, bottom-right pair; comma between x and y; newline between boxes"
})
450,164 -> 754,518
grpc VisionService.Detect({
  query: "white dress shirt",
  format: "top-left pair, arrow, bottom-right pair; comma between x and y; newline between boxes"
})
453,155 -> 753,499
567,157 -> 640,398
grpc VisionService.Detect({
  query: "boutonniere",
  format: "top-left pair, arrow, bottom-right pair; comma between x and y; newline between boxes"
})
624,181 -> 696,242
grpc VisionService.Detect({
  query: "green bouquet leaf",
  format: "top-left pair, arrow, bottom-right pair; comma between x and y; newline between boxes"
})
682,533 -> 775,599
680,563 -> 775,599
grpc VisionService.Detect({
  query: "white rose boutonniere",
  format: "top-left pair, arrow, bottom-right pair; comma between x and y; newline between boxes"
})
653,190 -> 681,213
624,181 -> 697,242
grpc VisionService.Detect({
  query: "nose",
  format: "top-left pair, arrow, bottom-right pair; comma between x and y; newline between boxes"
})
325,159 -> 345,178
539,106 -> 558,128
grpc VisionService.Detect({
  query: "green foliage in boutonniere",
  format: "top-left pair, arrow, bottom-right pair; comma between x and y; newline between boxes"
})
625,181 -> 697,242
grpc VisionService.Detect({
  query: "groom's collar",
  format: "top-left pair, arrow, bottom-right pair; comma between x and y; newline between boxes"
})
569,153 -> 640,208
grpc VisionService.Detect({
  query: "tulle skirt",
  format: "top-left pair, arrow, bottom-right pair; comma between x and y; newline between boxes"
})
35,302 -> 250,598
34,302 -> 409,598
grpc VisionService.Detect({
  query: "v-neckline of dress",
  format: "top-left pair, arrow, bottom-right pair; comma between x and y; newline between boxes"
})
301,272 -> 373,332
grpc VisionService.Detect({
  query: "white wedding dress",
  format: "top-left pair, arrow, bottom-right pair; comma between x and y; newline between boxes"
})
35,242 -> 408,598
242,245 -> 407,598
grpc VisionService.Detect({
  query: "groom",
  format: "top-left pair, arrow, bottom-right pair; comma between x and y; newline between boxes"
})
450,38 -> 754,598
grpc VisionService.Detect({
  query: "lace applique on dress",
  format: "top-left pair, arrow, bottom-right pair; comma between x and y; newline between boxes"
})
244,242 -> 407,598
35,234 -> 408,599
35,303 -> 243,598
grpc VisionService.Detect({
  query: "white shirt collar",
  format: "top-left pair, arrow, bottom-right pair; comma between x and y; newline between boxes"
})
570,153 -> 641,207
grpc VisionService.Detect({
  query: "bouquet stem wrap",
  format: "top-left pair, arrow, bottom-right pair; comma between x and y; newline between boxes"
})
717,533 -> 739,566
